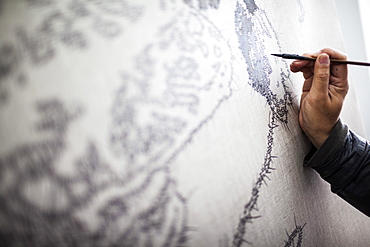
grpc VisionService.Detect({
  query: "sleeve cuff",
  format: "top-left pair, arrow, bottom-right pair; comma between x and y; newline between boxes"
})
303,119 -> 348,168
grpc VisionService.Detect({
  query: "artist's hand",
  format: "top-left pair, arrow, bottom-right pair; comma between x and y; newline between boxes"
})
290,48 -> 349,148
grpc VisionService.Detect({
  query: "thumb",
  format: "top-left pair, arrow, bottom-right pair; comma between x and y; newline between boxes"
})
311,53 -> 330,97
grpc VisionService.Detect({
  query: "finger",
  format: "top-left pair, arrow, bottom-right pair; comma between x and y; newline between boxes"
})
290,59 -> 315,72
320,48 -> 347,60
302,77 -> 313,92
302,66 -> 314,79
290,62 -> 313,83
300,91 -> 309,107
320,48 -> 348,79
290,60 -> 311,72
330,63 -> 348,81
290,52 -> 316,71
311,53 -> 330,97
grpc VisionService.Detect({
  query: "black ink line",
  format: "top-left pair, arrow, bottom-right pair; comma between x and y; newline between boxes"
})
284,216 -> 306,247
0,107 -> 188,246
183,0 -> 220,10
109,8 -> 234,179
295,0 -> 305,22
233,0 -> 297,245
232,112 -> 278,246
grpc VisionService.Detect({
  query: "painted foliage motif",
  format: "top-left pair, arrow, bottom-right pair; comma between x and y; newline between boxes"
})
0,0 -> 307,246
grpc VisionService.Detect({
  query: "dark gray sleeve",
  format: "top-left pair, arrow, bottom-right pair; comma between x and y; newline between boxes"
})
304,119 -> 370,217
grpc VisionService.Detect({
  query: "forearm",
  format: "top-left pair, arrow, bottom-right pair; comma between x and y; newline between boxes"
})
304,120 -> 370,217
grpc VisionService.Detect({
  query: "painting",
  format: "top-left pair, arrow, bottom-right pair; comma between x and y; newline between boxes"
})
1,0 -> 369,246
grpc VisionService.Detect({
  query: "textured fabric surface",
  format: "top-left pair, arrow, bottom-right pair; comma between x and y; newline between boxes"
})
0,0 -> 369,246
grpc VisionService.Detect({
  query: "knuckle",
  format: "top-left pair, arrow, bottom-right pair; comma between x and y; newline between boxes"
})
321,47 -> 347,60
317,71 -> 329,80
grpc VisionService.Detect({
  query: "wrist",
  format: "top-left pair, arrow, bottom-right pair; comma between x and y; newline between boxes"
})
305,121 -> 339,148
307,133 -> 330,148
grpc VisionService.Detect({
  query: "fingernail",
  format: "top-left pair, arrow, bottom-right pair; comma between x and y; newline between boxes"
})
319,54 -> 329,65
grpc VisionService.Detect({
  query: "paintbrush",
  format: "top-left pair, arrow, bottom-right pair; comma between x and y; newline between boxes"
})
271,53 -> 370,67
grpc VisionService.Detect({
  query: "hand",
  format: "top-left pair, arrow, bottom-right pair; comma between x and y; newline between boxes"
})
290,48 -> 349,148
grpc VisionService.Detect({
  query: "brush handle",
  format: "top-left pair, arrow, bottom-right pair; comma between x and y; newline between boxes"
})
280,54 -> 370,66
316,57 -> 370,66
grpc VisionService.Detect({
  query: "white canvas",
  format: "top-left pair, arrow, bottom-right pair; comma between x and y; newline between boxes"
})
0,0 -> 369,246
